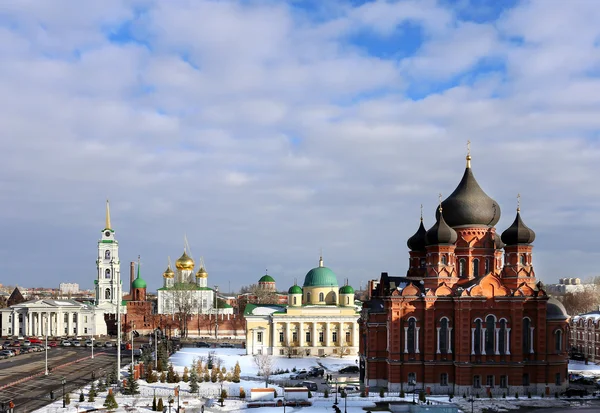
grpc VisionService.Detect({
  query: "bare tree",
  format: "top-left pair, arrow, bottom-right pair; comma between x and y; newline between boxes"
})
559,286 -> 600,316
253,354 -> 273,388
240,284 -> 280,305
283,339 -> 296,358
170,283 -> 198,338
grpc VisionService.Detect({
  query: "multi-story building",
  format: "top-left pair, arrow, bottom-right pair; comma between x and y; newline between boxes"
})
570,310 -> 600,362
360,151 -> 569,397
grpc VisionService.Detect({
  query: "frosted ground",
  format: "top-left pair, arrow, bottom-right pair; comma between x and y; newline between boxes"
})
33,349 -> 600,412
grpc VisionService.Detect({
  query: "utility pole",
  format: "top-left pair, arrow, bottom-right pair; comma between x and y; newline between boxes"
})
116,268 -> 122,386
214,285 -> 219,340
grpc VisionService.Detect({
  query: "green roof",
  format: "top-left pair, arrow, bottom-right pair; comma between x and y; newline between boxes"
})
303,266 -> 338,288
339,285 -> 355,294
132,277 -> 147,289
259,274 -> 275,283
288,285 -> 303,294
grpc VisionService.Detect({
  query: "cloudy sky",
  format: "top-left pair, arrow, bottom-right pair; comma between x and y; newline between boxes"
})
1,0 -> 600,293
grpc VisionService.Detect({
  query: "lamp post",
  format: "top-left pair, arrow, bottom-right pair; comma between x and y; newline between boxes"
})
344,388 -> 348,413
334,378 -> 339,405
168,396 -> 173,413
61,377 -> 66,408
467,395 -> 475,413
44,313 -> 49,375
154,329 -> 158,370
214,285 -> 219,340
91,335 -> 94,360
131,322 -> 135,367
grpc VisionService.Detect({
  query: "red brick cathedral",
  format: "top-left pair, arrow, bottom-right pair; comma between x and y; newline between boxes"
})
360,152 -> 569,397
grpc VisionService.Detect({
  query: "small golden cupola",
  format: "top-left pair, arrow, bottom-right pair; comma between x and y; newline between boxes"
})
196,266 -> 208,278
163,265 -> 175,278
175,249 -> 195,271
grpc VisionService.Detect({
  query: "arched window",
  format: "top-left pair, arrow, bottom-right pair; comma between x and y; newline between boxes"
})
485,315 -> 495,354
473,259 -> 480,277
104,288 -> 111,300
484,258 -> 490,274
319,292 -> 324,302
474,320 -> 482,355
293,297 -> 297,305
420,258 -> 426,268
331,292 -> 336,303
105,250 -> 110,259
346,297 -> 350,305
555,330 -> 563,353
440,318 -> 448,354
523,318 -> 531,354
407,318 -> 416,353
307,292 -> 311,303
441,255 -> 447,265
499,319 -> 507,355
105,269 -> 111,278
459,259 -> 466,277
520,254 -> 526,265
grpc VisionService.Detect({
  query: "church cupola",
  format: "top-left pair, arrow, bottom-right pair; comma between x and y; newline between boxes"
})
288,284 -> 303,307
424,199 -> 458,288
406,206 -> 428,279
131,256 -> 147,301
426,206 -> 457,246
501,207 -> 536,246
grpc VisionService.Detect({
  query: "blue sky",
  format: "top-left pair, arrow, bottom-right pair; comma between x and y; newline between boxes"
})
1,0 -> 600,293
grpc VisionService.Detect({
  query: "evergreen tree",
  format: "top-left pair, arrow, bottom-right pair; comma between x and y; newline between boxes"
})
79,392 -> 85,402
183,367 -> 189,382
203,371 -> 210,382
157,397 -> 164,411
160,371 -> 166,383
97,379 -> 107,392
167,363 -> 177,383
107,364 -> 119,385
218,369 -> 224,383
196,359 -> 203,375
211,366 -> 218,383
65,393 -> 71,406
232,361 -> 241,383
125,364 -> 140,395
189,367 -> 199,393
152,395 -> 157,411
103,389 -> 119,410
89,382 -> 97,400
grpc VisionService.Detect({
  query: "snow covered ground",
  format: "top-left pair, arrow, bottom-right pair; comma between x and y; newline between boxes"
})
568,361 -> 600,375
31,350 -> 600,412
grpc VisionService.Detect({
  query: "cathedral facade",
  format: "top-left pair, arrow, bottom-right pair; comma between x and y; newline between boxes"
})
360,152 -> 569,397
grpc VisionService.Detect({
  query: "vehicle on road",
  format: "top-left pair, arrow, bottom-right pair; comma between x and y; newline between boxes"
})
23,340 -> 31,346
220,343 -> 234,348
196,342 -> 210,348
308,367 -> 324,377
0,350 -> 15,358
339,366 -> 359,374
301,381 -> 318,391
94,341 -> 103,347
291,370 -> 309,380
29,338 -> 43,345
12,341 -> 21,347
133,348 -> 142,357
48,341 -> 58,347
61,340 -> 72,347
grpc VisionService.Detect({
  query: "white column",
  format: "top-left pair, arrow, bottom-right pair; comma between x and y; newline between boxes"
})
286,322 -> 291,346
313,323 -> 318,347
448,327 -> 453,354
325,323 -> 330,347
530,327 -> 535,353
300,321 -> 304,347
415,327 -> 420,354
481,326 -> 486,355
271,322 -> 276,350
506,328 -> 511,355
495,328 -> 500,355
471,328 -> 475,355
352,322 -> 359,348
404,327 -> 409,353
436,327 -> 441,354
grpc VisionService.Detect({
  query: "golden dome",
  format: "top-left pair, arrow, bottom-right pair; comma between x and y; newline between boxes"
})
163,265 -> 175,278
196,267 -> 208,278
175,250 -> 195,271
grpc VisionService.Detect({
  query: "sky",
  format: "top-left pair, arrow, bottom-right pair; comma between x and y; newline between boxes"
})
1,0 -> 600,293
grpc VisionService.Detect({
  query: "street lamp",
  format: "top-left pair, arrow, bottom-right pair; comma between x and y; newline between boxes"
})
44,313 -> 49,375
168,396 -> 174,413
344,388 -> 348,413
467,395 -> 475,413
131,322 -> 135,367
334,378 -> 339,405
61,377 -> 66,408
214,285 -> 219,340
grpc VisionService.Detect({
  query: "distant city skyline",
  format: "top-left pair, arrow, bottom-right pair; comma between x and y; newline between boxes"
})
2,1 -> 600,291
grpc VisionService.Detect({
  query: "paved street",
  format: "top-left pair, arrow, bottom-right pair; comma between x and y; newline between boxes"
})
0,347 -> 121,413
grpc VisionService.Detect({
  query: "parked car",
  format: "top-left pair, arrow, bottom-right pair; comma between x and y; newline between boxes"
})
301,381 -> 318,391
133,348 -> 142,357
61,340 -> 72,347
48,341 -> 58,347
0,350 -> 15,357
339,366 -> 359,374
196,342 -> 211,348
220,343 -> 234,348
95,341 -> 104,347
104,341 -> 114,347
11,341 -> 21,347
291,371 -> 309,380
84,340 -> 93,347
563,388 -> 588,397
71,340 -> 81,347
29,338 -> 43,345
23,340 -> 31,346
309,367 -> 324,377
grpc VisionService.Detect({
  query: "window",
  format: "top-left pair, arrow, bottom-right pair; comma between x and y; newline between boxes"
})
105,289 -> 111,300
257,332 -> 263,343
473,258 -> 480,277
474,320 -> 482,355
319,292 -> 324,302
522,373 -> 530,386
555,373 -> 561,386
523,318 -> 531,354
64,313 -> 68,322
555,330 -> 563,352
346,297 -> 350,305
280,349 -> 285,355
441,255 -> 447,265
346,331 -> 351,343
484,259 -> 490,274
293,297 -> 297,305
440,373 -> 448,386
473,375 -> 481,388
7,328 -> 11,334
73,313 -> 77,322
105,250 -> 111,259
306,331 -> 311,343
408,318 -> 416,353
500,375 -> 508,388
292,331 -> 298,342
279,331 -> 284,343
499,320 -> 506,355
84,328 -> 88,334
18,314 -> 23,322
84,316 -> 88,323
105,269 -> 111,278
307,292 -> 311,302
520,255 -> 526,265
319,331 -> 324,343
485,315 -> 495,354
486,375 -> 494,387
8,315 -> 11,322
459,259 -> 466,277
332,331 -> 338,343
408,372 -> 416,385
440,318 -> 448,354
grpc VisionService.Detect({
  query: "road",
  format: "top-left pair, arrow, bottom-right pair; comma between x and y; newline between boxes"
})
0,347 -> 124,413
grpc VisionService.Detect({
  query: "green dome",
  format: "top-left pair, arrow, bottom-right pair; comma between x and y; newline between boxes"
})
339,285 -> 355,294
303,262 -> 338,288
132,277 -> 147,289
259,274 -> 275,283
288,285 -> 303,294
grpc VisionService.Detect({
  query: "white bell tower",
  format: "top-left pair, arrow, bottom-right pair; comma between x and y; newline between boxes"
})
95,200 -> 121,310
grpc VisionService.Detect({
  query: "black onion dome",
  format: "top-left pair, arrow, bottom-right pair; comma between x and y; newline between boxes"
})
436,159 -> 501,227
407,220 -> 427,252
501,210 -> 536,245
426,209 -> 458,245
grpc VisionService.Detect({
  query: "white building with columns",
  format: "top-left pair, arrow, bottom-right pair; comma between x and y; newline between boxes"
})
0,299 -> 107,337
244,257 -> 360,356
